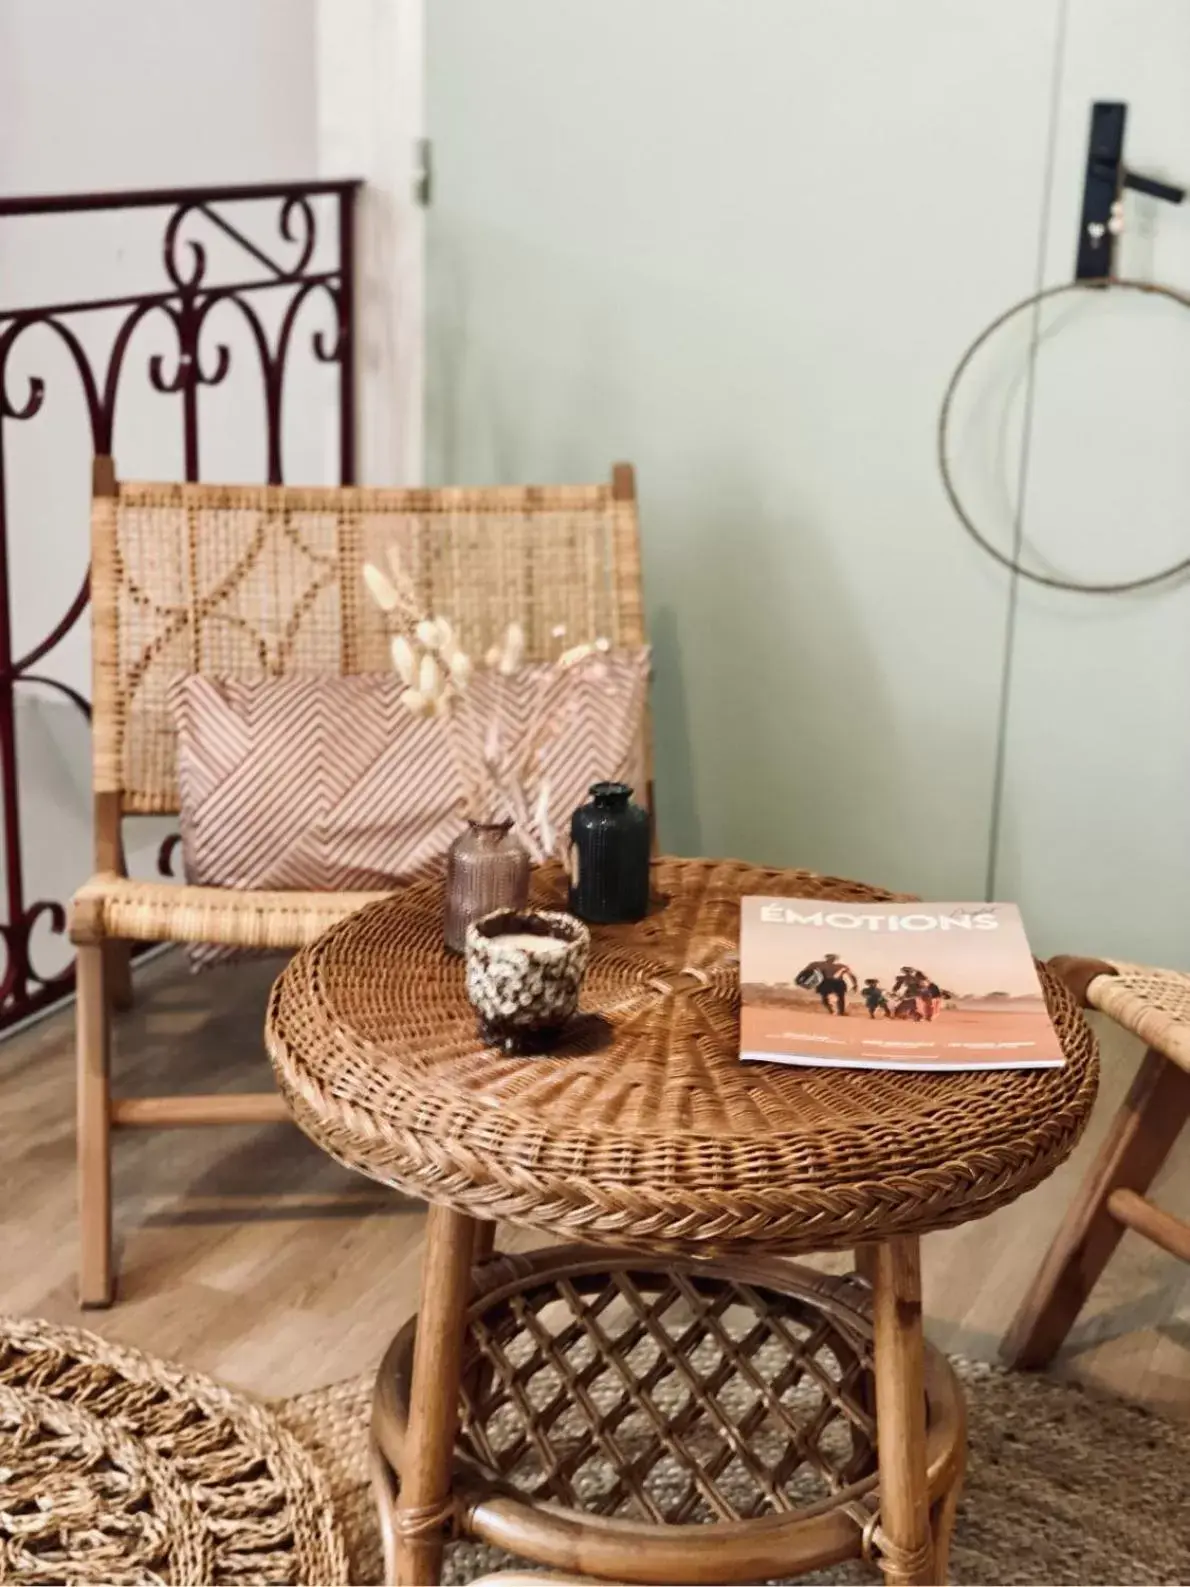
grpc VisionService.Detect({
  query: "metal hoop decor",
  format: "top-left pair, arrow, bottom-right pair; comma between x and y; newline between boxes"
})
937,276 -> 1190,595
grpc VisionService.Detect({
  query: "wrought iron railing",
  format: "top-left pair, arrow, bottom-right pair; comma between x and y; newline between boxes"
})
0,178 -> 360,1029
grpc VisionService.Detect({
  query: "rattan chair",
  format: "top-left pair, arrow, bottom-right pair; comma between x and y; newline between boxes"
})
68,457 -> 647,1307
1004,954 -> 1190,1367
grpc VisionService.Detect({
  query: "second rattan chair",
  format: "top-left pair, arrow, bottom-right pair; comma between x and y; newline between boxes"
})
68,458 -> 647,1307
1004,954 -> 1190,1367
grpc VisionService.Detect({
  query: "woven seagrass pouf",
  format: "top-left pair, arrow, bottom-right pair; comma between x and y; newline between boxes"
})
0,1314 -> 348,1586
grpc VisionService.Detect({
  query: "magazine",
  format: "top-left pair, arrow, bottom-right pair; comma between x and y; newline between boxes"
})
739,897 -> 1063,1073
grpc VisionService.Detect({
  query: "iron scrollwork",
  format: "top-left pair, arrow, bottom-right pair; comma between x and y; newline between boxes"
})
0,179 -> 359,1028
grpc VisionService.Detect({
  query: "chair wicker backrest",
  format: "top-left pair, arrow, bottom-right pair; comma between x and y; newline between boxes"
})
91,467 -> 645,816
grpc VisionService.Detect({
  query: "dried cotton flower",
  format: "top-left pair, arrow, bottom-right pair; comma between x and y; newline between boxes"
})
416,618 -> 440,650
449,651 -> 473,685
399,687 -> 430,717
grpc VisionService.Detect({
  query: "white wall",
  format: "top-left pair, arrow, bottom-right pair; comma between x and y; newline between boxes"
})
0,0 -> 317,193
425,0 -> 1190,966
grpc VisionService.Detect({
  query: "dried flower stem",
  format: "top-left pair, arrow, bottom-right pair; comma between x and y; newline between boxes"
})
363,546 -> 611,861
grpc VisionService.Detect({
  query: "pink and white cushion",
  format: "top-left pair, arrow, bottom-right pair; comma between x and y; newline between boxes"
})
168,654 -> 649,966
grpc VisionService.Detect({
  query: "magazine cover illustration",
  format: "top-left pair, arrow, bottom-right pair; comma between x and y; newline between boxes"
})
740,898 -> 1063,1072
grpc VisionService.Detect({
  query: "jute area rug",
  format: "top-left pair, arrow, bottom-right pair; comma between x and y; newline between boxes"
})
282,1361 -> 1190,1587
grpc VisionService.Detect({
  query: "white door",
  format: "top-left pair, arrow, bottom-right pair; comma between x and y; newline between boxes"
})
985,0 -> 1190,965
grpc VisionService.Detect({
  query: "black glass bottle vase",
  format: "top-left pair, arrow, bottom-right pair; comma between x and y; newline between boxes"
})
569,782 -> 650,924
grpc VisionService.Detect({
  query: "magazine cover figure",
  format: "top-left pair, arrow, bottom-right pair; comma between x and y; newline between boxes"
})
862,979 -> 891,1018
794,952 -> 857,1015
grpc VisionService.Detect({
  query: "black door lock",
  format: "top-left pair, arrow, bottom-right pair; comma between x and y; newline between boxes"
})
1075,102 -> 1184,281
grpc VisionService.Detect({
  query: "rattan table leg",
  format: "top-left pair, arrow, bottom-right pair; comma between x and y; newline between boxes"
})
471,1220 -> 497,1266
371,1430 -> 402,1586
393,1202 -> 477,1586
854,1243 -> 879,1286
929,1437 -> 965,1585
871,1237 -> 935,1586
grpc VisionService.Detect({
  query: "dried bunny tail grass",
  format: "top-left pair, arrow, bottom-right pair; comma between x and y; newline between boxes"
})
383,542 -> 424,616
417,652 -> 443,702
398,687 -> 430,719
363,550 -> 423,629
372,566 -> 617,852
532,776 -> 556,859
362,561 -> 400,613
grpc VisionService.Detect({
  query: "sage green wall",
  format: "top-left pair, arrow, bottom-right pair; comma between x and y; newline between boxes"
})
427,0 -> 1190,962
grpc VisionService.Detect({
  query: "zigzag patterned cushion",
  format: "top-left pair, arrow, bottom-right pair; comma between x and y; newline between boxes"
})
170,654 -> 649,967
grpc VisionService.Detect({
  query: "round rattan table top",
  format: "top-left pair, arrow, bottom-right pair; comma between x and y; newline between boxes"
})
265,857 -> 1098,1257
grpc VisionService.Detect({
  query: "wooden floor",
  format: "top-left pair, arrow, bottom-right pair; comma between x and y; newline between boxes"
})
3,947 -> 1189,1415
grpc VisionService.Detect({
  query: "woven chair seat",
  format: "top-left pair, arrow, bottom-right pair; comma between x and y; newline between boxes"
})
1086,961 -> 1190,1073
69,871 -> 390,951
265,856 -> 1099,1259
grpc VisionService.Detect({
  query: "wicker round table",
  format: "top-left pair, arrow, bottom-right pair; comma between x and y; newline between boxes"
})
265,858 -> 1098,1587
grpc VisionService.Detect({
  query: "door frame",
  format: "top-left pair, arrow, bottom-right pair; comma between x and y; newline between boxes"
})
317,0 -> 425,485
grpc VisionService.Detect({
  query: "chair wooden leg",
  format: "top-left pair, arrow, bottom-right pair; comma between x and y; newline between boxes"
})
871,1237 -> 935,1586
394,1202 -> 475,1586
105,939 -> 134,1012
1003,1047 -> 1190,1369
77,943 -> 114,1308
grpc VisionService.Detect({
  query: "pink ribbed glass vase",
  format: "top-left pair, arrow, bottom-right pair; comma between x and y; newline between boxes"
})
443,819 -> 530,953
